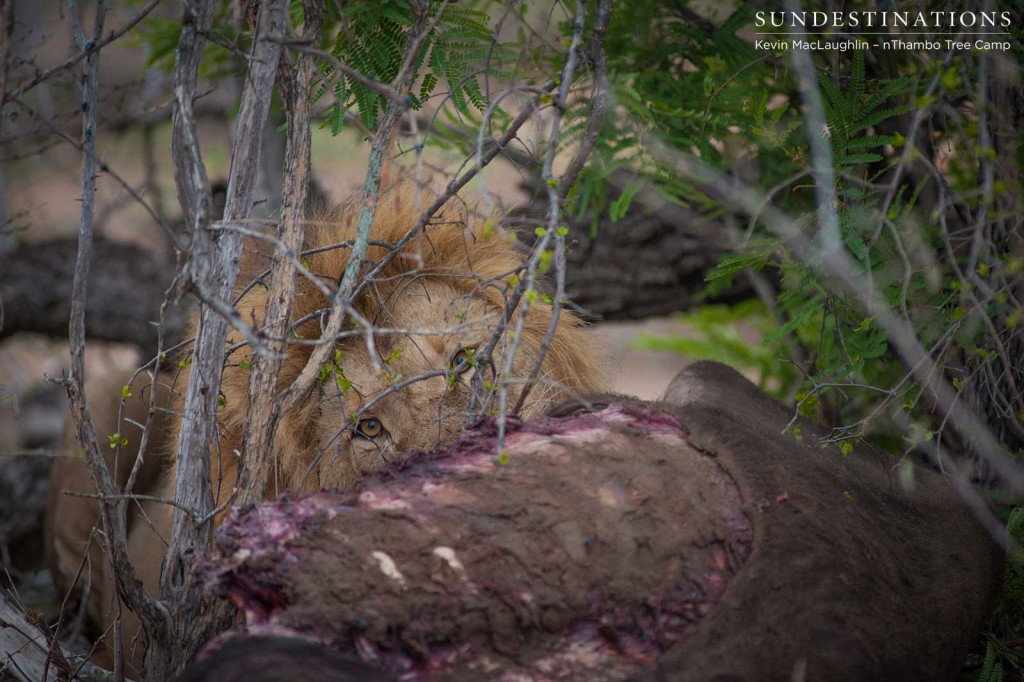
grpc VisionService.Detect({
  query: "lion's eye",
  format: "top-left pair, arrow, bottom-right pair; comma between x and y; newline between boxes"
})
355,417 -> 385,440
450,348 -> 476,374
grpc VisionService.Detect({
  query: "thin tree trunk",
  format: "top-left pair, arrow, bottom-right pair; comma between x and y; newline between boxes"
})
153,0 -> 289,676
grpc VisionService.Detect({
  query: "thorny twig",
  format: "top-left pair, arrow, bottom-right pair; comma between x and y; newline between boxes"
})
267,38 -> 404,105
557,0 -> 611,197
514,0 -> 612,415
5,97 -> 177,243
474,0 -> 591,447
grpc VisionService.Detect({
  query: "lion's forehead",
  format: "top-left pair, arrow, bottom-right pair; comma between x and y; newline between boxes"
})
341,280 -> 496,372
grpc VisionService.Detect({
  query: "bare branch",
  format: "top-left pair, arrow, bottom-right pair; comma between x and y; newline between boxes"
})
487,0 -> 586,432
268,38 -> 403,105
7,96 -> 178,244
516,0 -> 612,414
4,0 -> 161,102
62,0 -> 170,653
170,1 -> 216,234
783,0 -> 840,255
557,0 -> 612,198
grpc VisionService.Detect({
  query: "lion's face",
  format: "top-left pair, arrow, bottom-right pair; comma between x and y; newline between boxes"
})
311,276 -> 549,486
212,194 -> 605,497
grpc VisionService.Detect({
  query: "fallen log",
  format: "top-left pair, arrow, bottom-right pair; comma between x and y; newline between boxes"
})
0,591 -> 117,682
0,236 -> 186,356
190,362 -> 1001,682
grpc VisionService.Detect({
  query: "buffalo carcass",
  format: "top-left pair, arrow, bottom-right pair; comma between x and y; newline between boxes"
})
189,361 -> 1001,682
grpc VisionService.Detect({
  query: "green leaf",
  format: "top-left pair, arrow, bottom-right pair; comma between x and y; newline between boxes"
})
846,135 -> 897,150
609,179 -> 645,222
837,153 -> 882,166
979,641 -> 1003,682
855,104 -> 913,132
706,239 -> 781,282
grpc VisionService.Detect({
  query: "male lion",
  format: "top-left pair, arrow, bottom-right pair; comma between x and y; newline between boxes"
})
205,192 -> 603,502
46,191 -> 605,669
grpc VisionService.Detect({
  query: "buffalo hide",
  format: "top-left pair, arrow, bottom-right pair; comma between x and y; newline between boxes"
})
193,362 -> 1001,682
